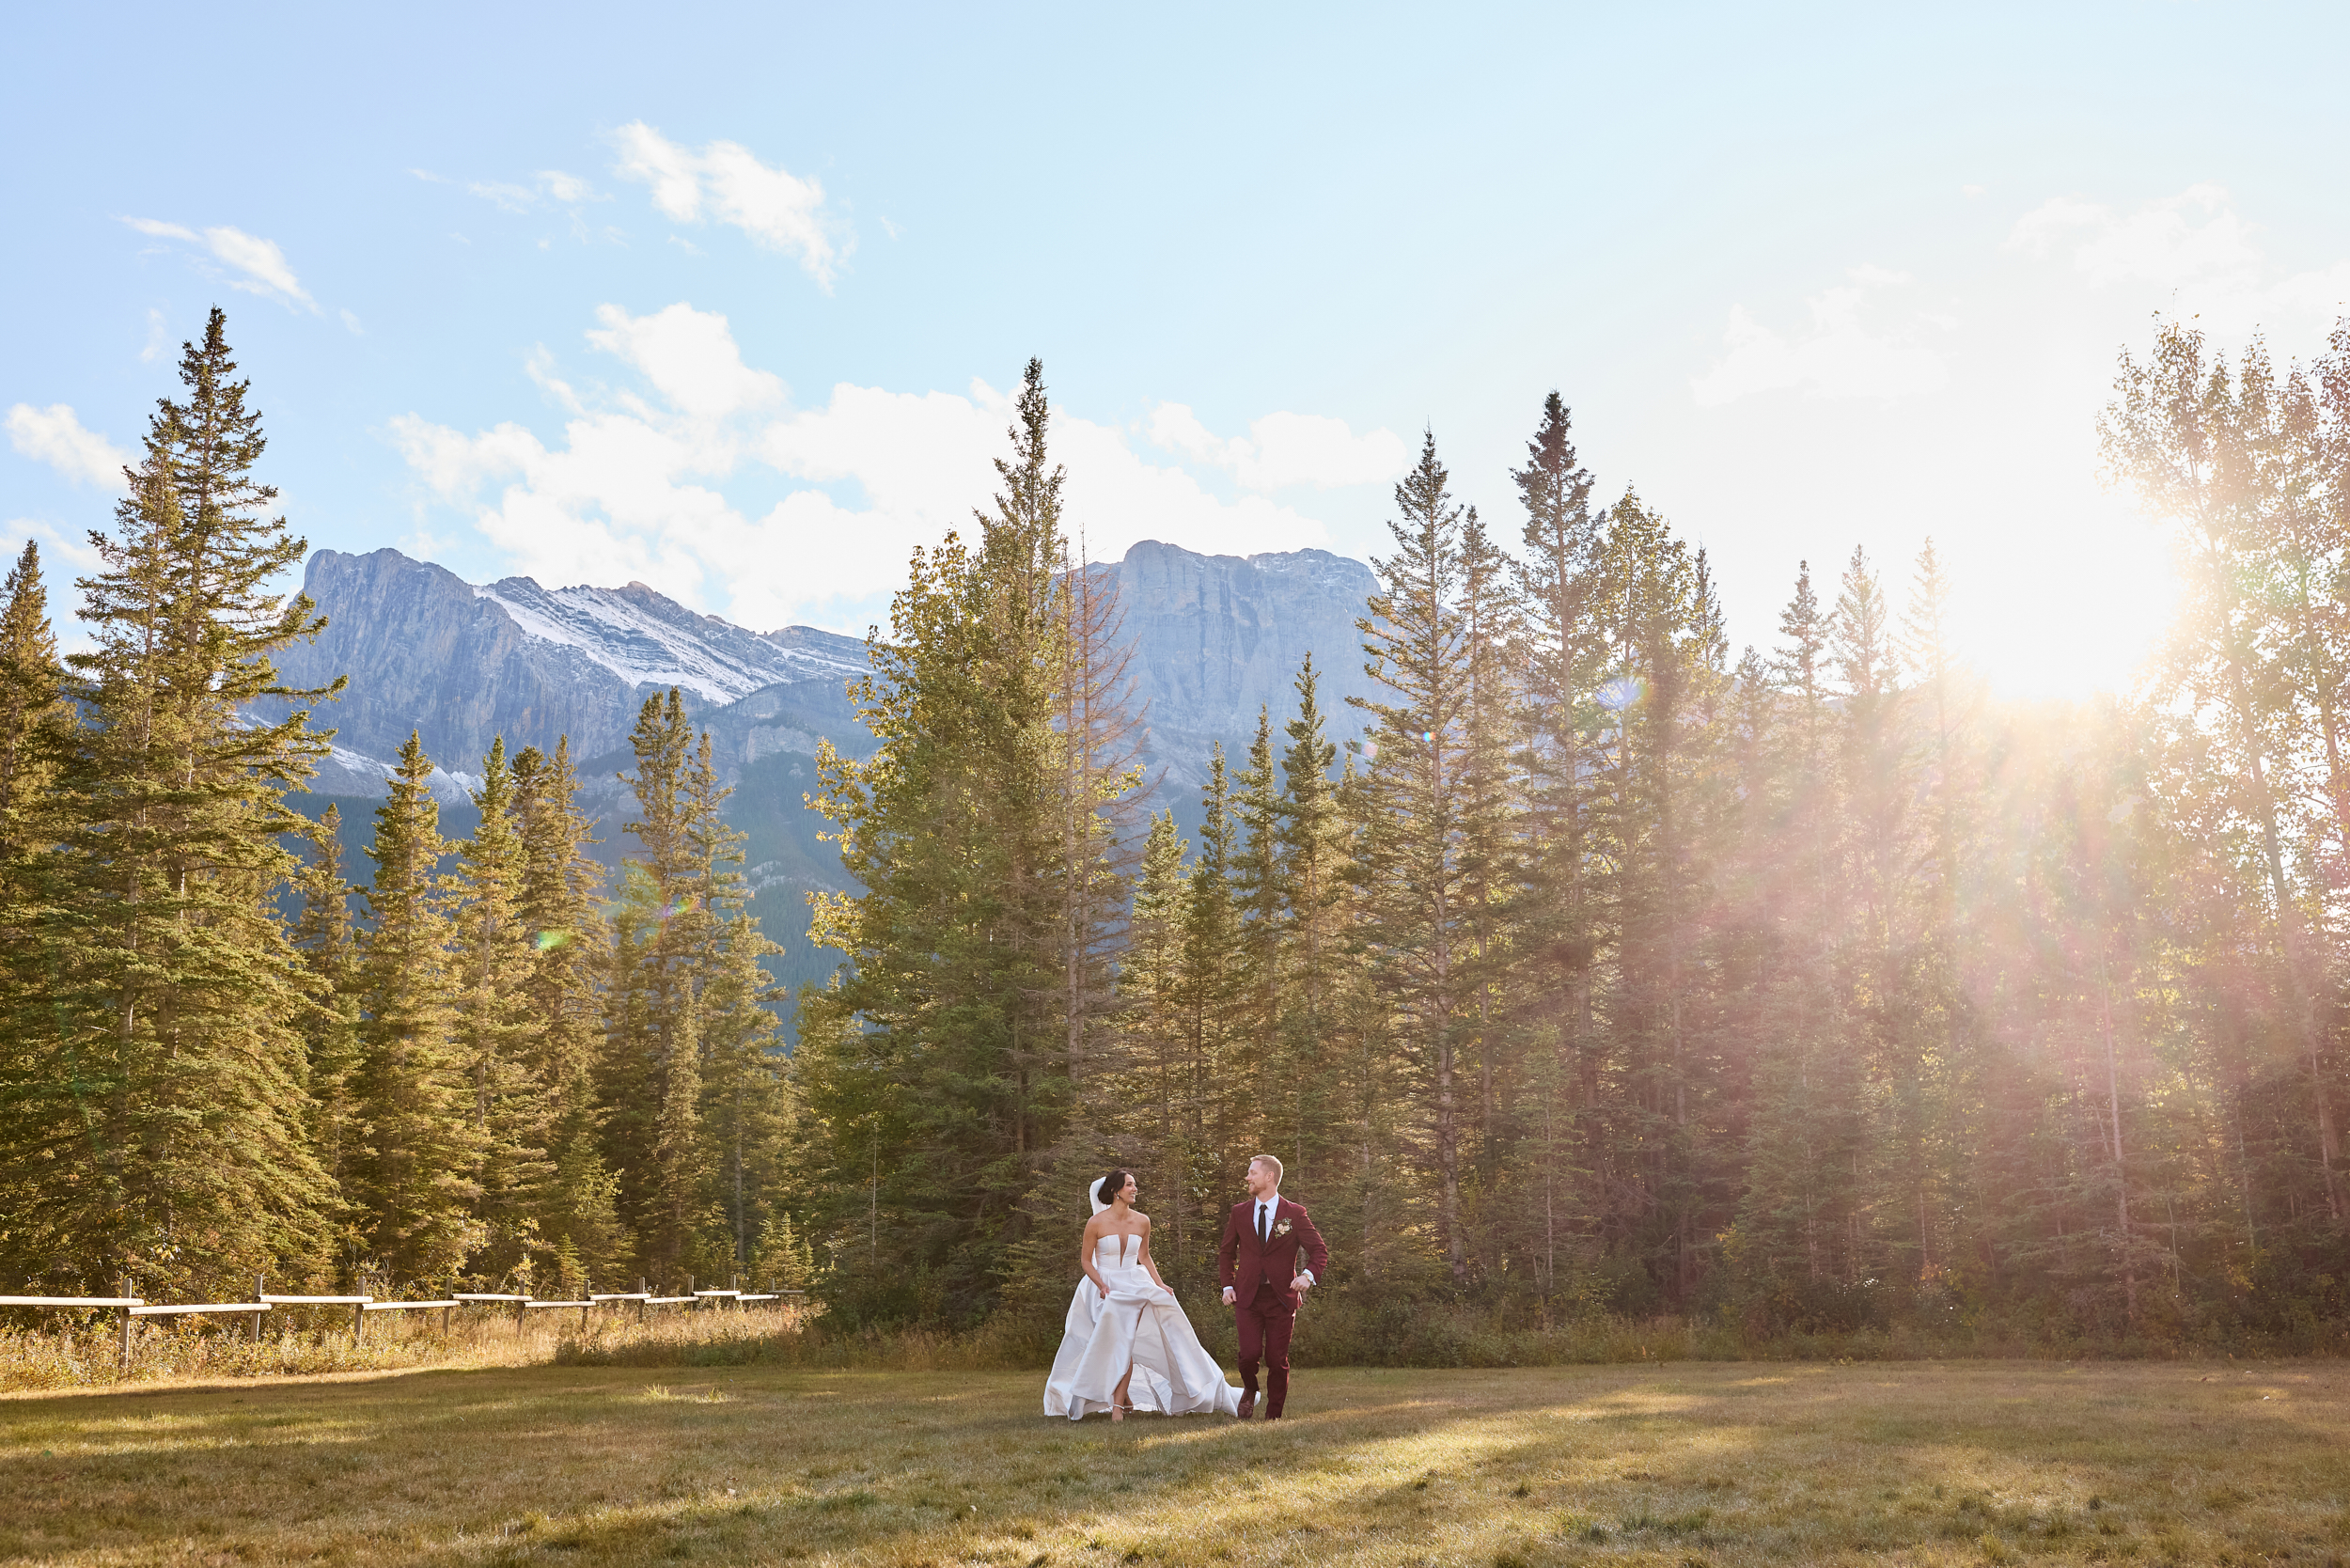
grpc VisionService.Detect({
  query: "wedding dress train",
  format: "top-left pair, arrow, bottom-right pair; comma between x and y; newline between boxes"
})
1042,1233 -> 1241,1419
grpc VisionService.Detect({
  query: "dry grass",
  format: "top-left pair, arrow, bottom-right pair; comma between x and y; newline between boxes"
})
0,1303 -> 819,1393
5,1360 -> 2348,1566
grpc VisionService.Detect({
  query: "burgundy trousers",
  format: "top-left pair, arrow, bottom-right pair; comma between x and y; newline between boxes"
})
1234,1287 -> 1298,1417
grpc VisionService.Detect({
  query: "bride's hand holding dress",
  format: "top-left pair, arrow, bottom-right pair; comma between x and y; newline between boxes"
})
1042,1171 -> 1242,1421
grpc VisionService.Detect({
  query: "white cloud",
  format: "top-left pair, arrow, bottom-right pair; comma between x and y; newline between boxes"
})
463,170 -> 603,214
539,170 -> 597,204
341,308 -> 365,336
140,307 -> 169,363
611,122 -> 845,288
2007,183 -> 2257,288
467,180 -> 540,213
392,304 -> 1338,632
2005,182 -> 2350,337
587,301 -> 785,420
122,218 -> 316,310
1691,266 -> 1950,406
7,517 -> 103,574
1147,403 -> 1408,490
6,403 -> 132,490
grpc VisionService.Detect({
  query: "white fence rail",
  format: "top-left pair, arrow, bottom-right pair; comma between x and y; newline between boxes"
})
0,1273 -> 807,1371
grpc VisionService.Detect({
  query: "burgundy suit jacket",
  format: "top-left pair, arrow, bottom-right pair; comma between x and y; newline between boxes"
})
1217,1195 -> 1329,1309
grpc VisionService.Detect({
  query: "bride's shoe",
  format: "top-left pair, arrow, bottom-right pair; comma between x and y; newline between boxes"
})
1110,1403 -> 1126,1422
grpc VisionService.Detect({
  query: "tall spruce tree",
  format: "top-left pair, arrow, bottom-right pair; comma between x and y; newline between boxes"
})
682,728 -> 789,1280
804,359 -> 1093,1325
290,807 -> 363,1272
450,737 -> 553,1283
1355,431 -> 1484,1283
510,738 -> 627,1278
352,733 -> 481,1286
0,541 -> 67,868
1,311 -> 337,1295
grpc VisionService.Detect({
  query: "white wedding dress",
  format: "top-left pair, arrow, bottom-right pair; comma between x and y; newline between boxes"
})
1042,1230 -> 1242,1419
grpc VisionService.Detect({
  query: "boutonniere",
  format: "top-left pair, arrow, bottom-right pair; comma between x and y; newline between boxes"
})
1275,1218 -> 1292,1237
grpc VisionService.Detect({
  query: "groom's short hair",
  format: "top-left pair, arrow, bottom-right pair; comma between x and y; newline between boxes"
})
1248,1153 -> 1283,1186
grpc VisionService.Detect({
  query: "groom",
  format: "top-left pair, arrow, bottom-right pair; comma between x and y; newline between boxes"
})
1217,1153 -> 1328,1420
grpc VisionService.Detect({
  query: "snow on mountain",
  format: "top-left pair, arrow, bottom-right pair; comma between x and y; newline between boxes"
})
273,548 -> 871,780
471,576 -> 853,706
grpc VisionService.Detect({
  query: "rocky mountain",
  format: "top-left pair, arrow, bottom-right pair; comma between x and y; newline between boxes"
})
284,540 -> 1381,808
275,548 -> 868,800
1108,540 -> 1380,796
282,539 -> 1385,995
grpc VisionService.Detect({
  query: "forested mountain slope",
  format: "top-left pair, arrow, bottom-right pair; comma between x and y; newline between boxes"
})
278,539 -> 1384,990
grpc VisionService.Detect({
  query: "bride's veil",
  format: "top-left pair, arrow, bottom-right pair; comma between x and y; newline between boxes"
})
1089,1178 -> 1112,1216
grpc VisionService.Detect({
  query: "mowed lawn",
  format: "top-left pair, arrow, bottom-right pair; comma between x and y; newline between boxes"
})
4,1361 -> 2348,1567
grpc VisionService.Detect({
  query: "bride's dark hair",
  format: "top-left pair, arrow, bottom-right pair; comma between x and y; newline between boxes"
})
1097,1169 -> 1134,1207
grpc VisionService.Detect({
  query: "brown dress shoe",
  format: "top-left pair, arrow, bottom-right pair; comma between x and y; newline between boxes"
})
1235,1389 -> 1256,1419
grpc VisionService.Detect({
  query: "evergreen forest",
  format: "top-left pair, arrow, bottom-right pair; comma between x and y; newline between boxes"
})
4,309 -> 2348,1356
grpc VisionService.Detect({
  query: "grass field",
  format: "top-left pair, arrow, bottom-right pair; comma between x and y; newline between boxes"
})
4,1361 -> 2346,1567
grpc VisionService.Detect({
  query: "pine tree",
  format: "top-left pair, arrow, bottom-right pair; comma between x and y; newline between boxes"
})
511,738 -> 625,1277
1229,707 -> 1286,1138
2102,320 -> 2343,1227
1355,430 -> 1482,1283
1508,394 -> 1604,1309
352,733 -> 481,1286
2,310 -> 337,1296
0,541 -> 67,866
290,807 -> 363,1272
1121,810 -> 1192,1273
604,690 -> 697,1273
1733,560 -> 1865,1299
1453,505 -> 1522,1277
0,541 -> 70,1272
681,728 -> 789,1280
1170,745 -> 1244,1283
803,359 -> 1090,1325
1830,545 -> 1924,1279
1277,656 -> 1347,1187
449,736 -> 552,1283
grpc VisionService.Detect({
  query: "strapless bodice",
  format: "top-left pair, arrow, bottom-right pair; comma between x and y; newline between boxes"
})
1094,1232 -> 1141,1269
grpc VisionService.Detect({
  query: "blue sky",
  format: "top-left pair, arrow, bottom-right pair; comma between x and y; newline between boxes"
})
7,3 -> 2347,698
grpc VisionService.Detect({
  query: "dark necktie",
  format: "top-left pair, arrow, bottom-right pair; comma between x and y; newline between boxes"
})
1258,1204 -> 1269,1245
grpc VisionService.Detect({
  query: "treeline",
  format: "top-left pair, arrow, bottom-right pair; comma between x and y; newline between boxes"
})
0,311 -> 801,1300
800,328 -> 2350,1348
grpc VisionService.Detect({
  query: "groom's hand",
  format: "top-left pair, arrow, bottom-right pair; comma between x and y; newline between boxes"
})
1292,1273 -> 1314,1293
1221,1286 -> 1235,1305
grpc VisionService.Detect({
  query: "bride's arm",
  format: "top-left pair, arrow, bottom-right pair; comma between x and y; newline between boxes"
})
1139,1216 -> 1169,1291
1080,1214 -> 1108,1297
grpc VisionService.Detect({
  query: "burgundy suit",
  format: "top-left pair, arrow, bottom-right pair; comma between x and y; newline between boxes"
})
1217,1194 -> 1328,1419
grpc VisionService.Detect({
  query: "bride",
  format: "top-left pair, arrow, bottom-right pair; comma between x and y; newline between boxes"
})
1043,1169 -> 1242,1420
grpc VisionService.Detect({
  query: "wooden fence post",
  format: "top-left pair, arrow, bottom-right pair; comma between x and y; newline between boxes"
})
252,1275 -> 265,1345
116,1276 -> 132,1375
353,1298 -> 366,1344
637,1278 -> 648,1326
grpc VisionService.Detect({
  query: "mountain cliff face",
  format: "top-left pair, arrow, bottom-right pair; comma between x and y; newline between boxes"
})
285,539 -> 1384,993
275,549 -> 867,798
1109,541 -> 1379,793
286,540 -> 1380,805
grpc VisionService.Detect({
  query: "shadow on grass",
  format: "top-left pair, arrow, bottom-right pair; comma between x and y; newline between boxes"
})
2,1362 -> 2348,1567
